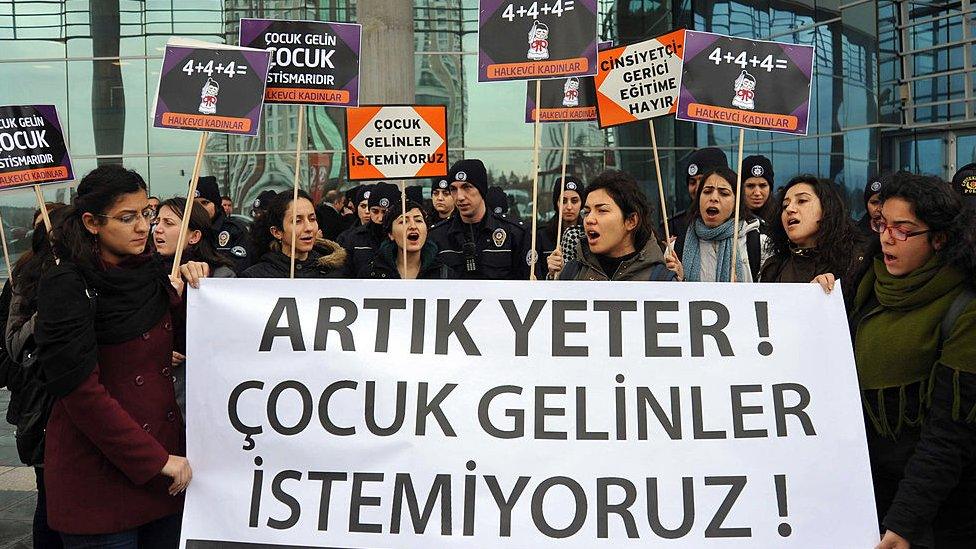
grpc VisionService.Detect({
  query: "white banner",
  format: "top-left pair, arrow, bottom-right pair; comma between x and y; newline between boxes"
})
181,279 -> 878,548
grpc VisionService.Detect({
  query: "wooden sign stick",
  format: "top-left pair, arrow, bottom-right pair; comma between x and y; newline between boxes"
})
289,105 -> 307,279
170,131 -> 210,278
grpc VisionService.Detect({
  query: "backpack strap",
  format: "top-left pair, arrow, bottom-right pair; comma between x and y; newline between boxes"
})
746,230 -> 761,281
939,287 -> 976,351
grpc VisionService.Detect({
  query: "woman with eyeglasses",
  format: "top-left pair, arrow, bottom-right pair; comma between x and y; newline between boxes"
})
848,173 -> 976,549
34,166 -> 199,546
759,175 -> 869,304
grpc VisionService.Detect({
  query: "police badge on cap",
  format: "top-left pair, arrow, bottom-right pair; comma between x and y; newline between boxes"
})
751,165 -> 764,177
456,171 -> 468,181
252,198 -> 261,208
492,228 -> 507,248
364,190 -> 371,199
688,164 -> 699,176
870,181 -> 882,193
566,181 -> 578,191
194,189 -> 202,198
438,179 -> 448,189
380,198 -> 390,208
218,230 -> 230,247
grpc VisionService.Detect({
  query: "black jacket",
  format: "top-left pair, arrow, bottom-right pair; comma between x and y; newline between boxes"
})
428,210 -> 531,280
241,239 -> 347,278
316,203 -> 349,241
339,222 -> 385,277
759,241 -> 870,306
361,240 -> 453,279
212,212 -> 254,274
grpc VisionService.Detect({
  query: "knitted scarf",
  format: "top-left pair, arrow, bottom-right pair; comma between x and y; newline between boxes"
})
851,255 -> 976,437
683,218 -> 744,282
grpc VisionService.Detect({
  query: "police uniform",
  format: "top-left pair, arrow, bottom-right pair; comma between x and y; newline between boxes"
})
429,211 -> 531,280
428,160 -> 531,280
340,182 -> 399,277
212,212 -> 253,274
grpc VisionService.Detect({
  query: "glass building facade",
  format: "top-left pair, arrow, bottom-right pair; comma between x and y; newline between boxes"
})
0,0 -> 965,256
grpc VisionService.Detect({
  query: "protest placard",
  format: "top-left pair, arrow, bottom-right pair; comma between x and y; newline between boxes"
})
152,37 -> 271,136
676,31 -> 814,136
0,105 -> 73,190
345,105 -> 448,181
524,76 -> 597,123
478,0 -> 598,82
594,30 -> 685,129
239,18 -> 361,107
181,279 -> 879,548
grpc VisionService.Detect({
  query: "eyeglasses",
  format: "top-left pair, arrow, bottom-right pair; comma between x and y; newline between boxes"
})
873,221 -> 931,241
95,207 -> 157,225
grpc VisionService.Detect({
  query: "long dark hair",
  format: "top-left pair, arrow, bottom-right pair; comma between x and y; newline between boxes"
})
880,172 -> 976,275
768,175 -> 860,274
583,170 -> 655,251
50,165 -> 148,270
157,198 -> 233,270
692,167 -> 750,223
251,190 -> 315,255
11,205 -> 68,317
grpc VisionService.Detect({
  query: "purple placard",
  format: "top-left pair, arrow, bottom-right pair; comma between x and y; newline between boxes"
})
152,40 -> 271,136
0,104 -> 74,190
478,0 -> 598,82
675,31 -> 814,136
240,18 -> 361,107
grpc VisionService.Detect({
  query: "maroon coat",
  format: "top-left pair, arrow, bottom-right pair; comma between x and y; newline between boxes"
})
44,301 -> 185,533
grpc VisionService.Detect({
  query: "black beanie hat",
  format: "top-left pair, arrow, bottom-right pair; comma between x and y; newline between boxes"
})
345,185 -> 362,204
355,184 -> 375,205
405,185 -> 425,205
368,182 -> 400,209
194,176 -> 222,207
448,159 -> 489,198
951,163 -> 976,209
741,155 -> 774,185
862,174 -> 884,206
486,187 -> 509,215
551,176 -> 583,210
431,176 -> 451,193
685,147 -> 728,180
251,189 -> 277,212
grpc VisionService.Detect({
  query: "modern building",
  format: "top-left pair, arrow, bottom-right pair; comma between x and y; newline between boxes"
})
0,0 -> 966,232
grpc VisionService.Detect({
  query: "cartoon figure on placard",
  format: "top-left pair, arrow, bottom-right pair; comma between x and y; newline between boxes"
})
562,77 -> 580,107
731,70 -> 756,110
527,20 -> 550,61
199,77 -> 219,115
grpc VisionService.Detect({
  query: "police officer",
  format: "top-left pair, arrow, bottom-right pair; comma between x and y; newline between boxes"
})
429,159 -> 531,280
951,162 -> 976,212
340,181 -> 400,277
250,189 -> 278,224
195,175 -> 254,274
486,186 -> 509,217
662,147 -> 728,257
429,176 -> 455,225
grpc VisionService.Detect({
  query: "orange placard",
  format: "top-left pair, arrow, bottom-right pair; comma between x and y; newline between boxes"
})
265,88 -> 352,105
345,105 -> 448,181
487,58 -> 590,81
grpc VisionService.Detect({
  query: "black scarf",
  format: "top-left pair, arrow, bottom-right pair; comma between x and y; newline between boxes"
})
36,254 -> 172,397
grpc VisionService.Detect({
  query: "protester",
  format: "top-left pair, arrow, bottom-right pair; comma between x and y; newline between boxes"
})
220,196 -> 233,216
664,147 -> 728,256
153,198 -> 235,278
678,166 -> 767,282
249,189 -> 278,225
34,165 -> 193,545
429,177 -> 456,224
338,182 -> 398,276
550,171 -> 677,281
429,159 -> 531,280
535,176 -> 584,280
362,200 -> 452,279
950,162 -> 976,212
3,203 -> 67,548
194,176 -> 253,274
848,172 -> 976,549
741,155 -> 777,225
316,189 -> 348,241
759,175 -> 868,304
337,184 -> 375,243
242,190 -> 346,278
